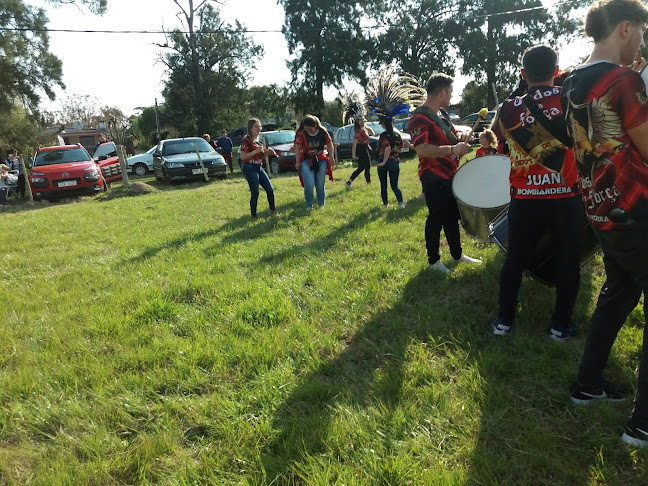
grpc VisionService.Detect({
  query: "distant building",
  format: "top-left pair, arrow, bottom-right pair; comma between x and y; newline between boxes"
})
43,126 -> 109,155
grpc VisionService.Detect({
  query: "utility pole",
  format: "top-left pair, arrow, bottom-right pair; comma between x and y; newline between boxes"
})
155,98 -> 161,141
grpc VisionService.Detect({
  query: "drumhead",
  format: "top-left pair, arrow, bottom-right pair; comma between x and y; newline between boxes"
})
452,155 -> 511,209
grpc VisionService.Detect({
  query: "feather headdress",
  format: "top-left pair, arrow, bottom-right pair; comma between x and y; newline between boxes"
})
342,92 -> 366,125
364,64 -> 426,120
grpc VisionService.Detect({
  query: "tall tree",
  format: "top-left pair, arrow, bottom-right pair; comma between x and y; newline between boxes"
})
457,0 -> 589,108
0,0 -> 64,113
367,0 -> 459,80
279,0 -> 370,116
158,1 -> 262,134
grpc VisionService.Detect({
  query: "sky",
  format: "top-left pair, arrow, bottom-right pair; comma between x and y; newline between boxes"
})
29,0 -> 589,119
30,0 -> 293,116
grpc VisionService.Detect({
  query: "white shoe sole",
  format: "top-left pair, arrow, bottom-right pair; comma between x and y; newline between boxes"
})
622,432 -> 648,447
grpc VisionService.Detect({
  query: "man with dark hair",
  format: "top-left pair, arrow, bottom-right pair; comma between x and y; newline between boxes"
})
491,45 -> 583,340
408,73 -> 481,273
561,0 -> 648,447
216,129 -> 234,173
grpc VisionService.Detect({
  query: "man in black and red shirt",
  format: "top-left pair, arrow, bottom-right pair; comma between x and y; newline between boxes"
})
408,74 -> 481,273
491,45 -> 584,341
561,0 -> 648,447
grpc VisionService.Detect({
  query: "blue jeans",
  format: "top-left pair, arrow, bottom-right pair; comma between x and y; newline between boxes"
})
301,159 -> 327,208
377,158 -> 403,205
241,162 -> 275,216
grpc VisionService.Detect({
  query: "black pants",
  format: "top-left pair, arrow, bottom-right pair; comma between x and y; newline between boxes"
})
422,171 -> 462,264
349,144 -> 371,183
577,227 -> 648,422
498,196 -> 583,326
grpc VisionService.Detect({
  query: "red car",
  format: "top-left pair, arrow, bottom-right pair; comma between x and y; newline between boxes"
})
29,144 -> 107,199
92,141 -> 123,184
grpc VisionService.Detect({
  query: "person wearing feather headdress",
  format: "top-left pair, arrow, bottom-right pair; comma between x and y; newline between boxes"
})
490,45 -> 583,342
560,0 -> 648,447
294,114 -> 335,211
408,73 -> 481,274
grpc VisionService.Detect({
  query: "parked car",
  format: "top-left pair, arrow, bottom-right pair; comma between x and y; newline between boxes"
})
29,144 -> 106,199
260,130 -> 297,174
127,146 -> 156,175
334,121 -> 412,160
228,126 -> 248,148
153,137 -> 228,183
320,121 -> 339,139
459,111 -> 496,135
92,141 -> 123,184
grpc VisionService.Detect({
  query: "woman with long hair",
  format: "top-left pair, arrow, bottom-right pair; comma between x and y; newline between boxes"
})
294,114 -> 335,211
376,116 -> 412,208
238,118 -> 277,219
345,116 -> 374,189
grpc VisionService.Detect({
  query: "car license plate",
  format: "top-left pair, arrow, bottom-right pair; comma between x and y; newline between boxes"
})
58,180 -> 77,187
192,168 -> 207,174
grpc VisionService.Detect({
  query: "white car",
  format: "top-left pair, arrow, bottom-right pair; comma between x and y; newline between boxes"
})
127,146 -> 156,175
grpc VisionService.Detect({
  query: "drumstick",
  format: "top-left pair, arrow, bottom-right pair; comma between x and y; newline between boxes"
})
468,107 -> 489,140
636,50 -> 642,65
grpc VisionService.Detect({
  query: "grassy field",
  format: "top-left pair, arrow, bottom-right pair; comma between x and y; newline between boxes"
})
0,154 -> 646,485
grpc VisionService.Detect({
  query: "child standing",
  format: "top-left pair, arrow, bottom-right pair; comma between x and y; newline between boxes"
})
476,129 -> 498,157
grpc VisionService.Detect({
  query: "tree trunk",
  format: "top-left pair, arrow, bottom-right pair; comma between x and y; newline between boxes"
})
486,15 -> 496,109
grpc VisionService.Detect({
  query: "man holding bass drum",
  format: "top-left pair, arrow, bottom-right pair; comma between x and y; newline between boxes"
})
490,45 -> 584,341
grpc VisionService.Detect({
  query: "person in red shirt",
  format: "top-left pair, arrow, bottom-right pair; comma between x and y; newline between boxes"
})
408,73 -> 481,273
561,0 -> 648,447
239,118 -> 277,219
475,129 -> 498,157
491,45 -> 584,341
345,116 -> 375,189
294,115 -> 335,211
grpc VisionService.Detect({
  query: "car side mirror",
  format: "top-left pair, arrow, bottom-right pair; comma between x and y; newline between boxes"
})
95,155 -> 108,161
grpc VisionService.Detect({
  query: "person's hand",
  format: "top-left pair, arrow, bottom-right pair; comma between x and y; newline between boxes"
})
457,132 -> 472,143
295,162 -> 300,171
453,142 -> 471,157
352,155 -> 358,161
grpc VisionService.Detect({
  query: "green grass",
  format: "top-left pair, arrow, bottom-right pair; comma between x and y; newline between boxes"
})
0,155 -> 646,485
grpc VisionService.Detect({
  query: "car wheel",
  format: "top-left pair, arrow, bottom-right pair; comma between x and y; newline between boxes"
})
101,177 -> 108,192
270,157 -> 280,174
133,163 -> 148,176
163,169 -> 171,184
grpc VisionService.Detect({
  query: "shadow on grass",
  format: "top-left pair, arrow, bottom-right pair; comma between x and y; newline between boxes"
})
254,248 -> 640,484
253,206 -> 383,265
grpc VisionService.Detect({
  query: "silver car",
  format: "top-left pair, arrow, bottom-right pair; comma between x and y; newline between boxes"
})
335,121 -> 412,160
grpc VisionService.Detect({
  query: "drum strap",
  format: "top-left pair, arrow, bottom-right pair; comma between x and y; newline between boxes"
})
412,106 -> 458,145
522,95 -> 572,147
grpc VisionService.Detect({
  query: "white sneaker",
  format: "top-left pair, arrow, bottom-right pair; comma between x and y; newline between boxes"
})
398,202 -> 406,209
428,260 -> 451,273
453,254 -> 482,264
345,181 -> 351,190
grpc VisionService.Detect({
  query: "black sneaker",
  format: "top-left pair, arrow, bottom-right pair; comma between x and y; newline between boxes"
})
549,324 -> 577,342
491,317 -> 513,336
569,381 -> 629,406
622,423 -> 648,448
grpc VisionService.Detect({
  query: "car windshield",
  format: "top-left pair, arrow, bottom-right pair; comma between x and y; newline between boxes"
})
163,139 -> 214,156
94,143 -> 117,159
34,148 -> 91,166
264,131 -> 296,145
366,122 -> 384,135
394,118 -> 410,132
